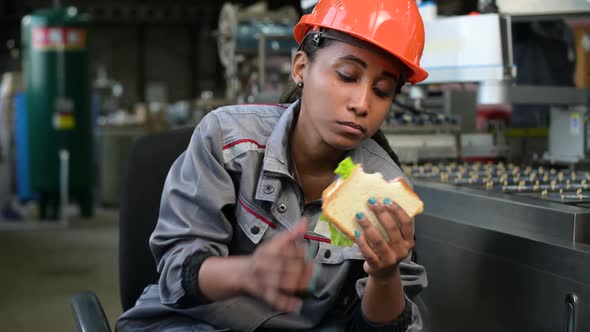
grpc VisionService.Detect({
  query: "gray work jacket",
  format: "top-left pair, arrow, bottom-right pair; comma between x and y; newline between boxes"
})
116,101 -> 428,332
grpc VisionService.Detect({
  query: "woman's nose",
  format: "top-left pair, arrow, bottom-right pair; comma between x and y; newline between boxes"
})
347,84 -> 371,116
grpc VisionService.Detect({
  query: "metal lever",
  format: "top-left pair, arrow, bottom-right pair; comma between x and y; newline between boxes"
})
565,292 -> 578,332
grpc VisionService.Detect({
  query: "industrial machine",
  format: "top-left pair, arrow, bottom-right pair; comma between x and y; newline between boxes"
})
216,2 -> 299,104
401,2 -> 590,331
21,7 -> 94,219
405,162 -> 590,332
381,92 -> 462,163
393,10 -> 590,165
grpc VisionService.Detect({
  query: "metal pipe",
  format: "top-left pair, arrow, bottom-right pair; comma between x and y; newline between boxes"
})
565,292 -> 579,332
257,34 -> 266,92
0,75 -> 12,216
59,149 -> 69,224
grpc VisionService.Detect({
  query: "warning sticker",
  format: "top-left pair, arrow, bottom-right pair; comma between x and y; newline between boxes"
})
53,111 -> 76,130
33,27 -> 86,51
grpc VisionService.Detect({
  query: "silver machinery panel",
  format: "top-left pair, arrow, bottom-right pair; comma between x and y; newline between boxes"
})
408,162 -> 590,331
415,213 -> 590,332
407,163 -> 590,244
548,107 -> 590,164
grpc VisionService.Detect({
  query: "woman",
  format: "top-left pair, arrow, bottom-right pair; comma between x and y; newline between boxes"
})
117,0 -> 429,331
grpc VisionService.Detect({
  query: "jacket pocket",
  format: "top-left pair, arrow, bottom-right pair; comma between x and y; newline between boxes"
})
314,241 -> 364,265
236,194 -> 277,245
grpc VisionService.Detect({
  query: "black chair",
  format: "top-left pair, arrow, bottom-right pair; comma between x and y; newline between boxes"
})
71,127 -> 194,332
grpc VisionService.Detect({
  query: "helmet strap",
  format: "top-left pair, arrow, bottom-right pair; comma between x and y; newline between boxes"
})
312,31 -> 323,47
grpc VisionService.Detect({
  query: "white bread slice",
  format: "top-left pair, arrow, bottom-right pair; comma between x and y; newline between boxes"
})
321,165 -> 424,241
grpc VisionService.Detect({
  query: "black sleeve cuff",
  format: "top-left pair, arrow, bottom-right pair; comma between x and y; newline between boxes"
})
350,300 -> 413,332
179,250 -> 215,307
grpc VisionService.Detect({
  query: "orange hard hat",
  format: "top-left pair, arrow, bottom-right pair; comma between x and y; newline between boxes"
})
294,0 -> 429,84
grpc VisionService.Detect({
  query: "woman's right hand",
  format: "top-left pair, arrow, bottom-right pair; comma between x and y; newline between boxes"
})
243,219 -> 315,312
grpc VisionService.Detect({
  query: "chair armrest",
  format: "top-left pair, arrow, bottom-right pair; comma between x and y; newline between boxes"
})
70,291 -> 112,332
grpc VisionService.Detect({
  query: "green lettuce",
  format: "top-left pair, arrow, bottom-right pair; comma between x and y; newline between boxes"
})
334,157 -> 356,180
329,222 -> 355,247
318,213 -> 355,247
320,157 -> 357,247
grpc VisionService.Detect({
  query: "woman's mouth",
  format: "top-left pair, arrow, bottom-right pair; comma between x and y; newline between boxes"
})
338,121 -> 367,135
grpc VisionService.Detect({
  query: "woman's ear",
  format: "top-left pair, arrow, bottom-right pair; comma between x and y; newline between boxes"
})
291,50 -> 307,84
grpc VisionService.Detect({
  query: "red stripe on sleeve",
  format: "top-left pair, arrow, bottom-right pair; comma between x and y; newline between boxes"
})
304,235 -> 332,243
222,139 -> 266,150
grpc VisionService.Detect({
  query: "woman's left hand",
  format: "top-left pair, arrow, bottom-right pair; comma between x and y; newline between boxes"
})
354,197 -> 415,282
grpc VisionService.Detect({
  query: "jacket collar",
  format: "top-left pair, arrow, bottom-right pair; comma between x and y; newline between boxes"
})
261,100 -> 300,177
254,101 -> 298,202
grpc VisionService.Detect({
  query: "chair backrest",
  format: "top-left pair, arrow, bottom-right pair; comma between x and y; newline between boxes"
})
118,127 -> 194,311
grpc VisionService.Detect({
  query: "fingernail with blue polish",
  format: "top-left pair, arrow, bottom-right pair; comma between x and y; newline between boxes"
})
384,198 -> 393,205
368,197 -> 377,205
355,230 -> 361,239
356,212 -> 364,220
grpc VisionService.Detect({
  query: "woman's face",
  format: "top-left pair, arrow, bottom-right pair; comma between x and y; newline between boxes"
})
295,40 -> 404,151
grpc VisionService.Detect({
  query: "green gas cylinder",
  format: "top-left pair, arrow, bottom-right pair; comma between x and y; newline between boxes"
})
21,7 -> 93,219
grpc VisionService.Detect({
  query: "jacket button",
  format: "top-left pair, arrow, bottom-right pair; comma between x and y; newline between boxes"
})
277,204 -> 287,213
251,226 -> 260,234
263,185 -> 274,194
324,249 -> 331,259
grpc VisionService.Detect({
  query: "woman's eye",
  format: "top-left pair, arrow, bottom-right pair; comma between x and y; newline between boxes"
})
336,71 -> 356,82
373,87 -> 394,98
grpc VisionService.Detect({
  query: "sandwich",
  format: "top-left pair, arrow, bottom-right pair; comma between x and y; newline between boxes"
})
320,157 -> 424,246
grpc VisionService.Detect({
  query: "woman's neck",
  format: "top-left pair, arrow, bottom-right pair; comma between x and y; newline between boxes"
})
290,120 -> 344,176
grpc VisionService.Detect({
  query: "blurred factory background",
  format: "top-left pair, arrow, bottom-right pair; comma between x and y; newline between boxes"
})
0,0 -> 590,331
